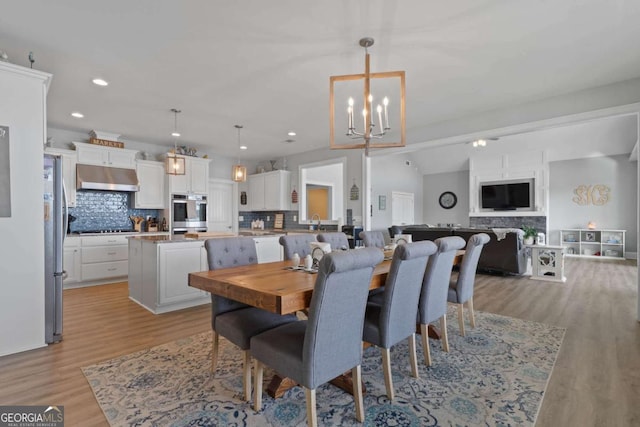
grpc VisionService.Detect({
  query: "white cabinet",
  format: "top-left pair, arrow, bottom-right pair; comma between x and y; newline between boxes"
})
158,243 -> 208,305
248,170 -> 290,211
560,229 -> 626,259
45,147 -> 77,207
168,155 -> 210,195
128,239 -> 210,314
63,237 -> 81,285
253,235 -> 284,263
73,142 -> 137,169
78,235 -> 129,284
134,160 -> 165,208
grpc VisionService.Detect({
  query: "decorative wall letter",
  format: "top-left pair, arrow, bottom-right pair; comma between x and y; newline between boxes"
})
572,184 -> 610,206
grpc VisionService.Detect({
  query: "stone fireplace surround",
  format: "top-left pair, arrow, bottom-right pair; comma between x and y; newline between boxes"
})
469,215 -> 547,236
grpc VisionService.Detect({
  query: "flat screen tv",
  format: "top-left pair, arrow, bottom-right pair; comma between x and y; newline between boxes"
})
481,181 -> 532,210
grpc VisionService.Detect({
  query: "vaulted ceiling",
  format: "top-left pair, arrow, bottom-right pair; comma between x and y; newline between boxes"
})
2,1 -> 640,160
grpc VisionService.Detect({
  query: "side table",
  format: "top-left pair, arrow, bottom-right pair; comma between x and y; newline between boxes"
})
527,245 -> 567,282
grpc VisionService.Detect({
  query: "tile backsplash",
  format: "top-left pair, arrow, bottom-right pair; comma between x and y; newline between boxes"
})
68,190 -> 159,232
239,210 -> 337,231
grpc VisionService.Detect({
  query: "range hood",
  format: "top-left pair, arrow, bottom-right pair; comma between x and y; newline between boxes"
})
76,164 -> 140,192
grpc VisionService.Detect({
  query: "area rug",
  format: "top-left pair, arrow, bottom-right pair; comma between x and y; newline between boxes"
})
82,309 -> 564,426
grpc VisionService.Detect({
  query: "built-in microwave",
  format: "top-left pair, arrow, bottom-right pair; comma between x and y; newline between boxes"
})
171,194 -> 207,234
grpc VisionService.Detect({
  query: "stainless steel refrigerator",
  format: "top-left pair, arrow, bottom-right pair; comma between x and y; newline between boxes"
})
44,154 -> 67,343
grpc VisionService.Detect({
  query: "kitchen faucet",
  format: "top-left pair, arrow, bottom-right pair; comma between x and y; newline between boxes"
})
311,213 -> 322,231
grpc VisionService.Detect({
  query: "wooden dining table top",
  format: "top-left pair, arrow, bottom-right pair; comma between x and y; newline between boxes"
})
188,258 -> 390,315
189,249 -> 464,315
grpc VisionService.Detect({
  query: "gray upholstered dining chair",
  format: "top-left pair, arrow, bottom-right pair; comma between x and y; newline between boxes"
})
448,233 -> 490,336
417,236 -> 465,366
316,232 -> 350,251
279,234 -> 317,260
362,241 -> 436,400
204,237 -> 297,401
359,230 -> 386,248
251,248 -> 383,427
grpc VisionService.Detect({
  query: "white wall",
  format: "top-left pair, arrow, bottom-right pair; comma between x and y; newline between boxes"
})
369,153 -> 424,230
423,170 -> 470,226
0,63 -> 50,356
548,155 -> 637,253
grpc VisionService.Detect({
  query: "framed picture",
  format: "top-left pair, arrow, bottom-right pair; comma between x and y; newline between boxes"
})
378,195 -> 386,210
585,232 -> 596,242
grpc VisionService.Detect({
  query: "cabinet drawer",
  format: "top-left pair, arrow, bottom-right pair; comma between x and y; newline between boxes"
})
82,246 -> 129,263
64,236 -> 80,248
81,235 -> 129,246
82,260 -> 128,281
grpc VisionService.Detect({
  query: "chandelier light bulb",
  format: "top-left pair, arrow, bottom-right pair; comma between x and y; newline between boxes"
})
348,97 -> 354,107
383,97 -> 389,106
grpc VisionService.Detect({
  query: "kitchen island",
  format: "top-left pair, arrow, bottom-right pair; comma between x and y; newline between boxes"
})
127,233 -> 285,314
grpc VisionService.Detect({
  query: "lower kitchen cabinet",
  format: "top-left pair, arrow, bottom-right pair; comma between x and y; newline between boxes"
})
128,239 -> 210,314
253,235 -> 284,263
63,237 -> 81,285
79,235 -> 129,284
65,233 -> 169,288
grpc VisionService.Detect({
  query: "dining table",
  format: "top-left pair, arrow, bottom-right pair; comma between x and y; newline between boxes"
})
188,248 -> 464,397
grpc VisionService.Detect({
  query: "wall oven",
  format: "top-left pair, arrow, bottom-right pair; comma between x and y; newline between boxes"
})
172,194 -> 207,234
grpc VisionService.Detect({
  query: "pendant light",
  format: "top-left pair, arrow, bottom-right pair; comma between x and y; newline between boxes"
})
232,124 -> 247,182
165,108 -> 186,175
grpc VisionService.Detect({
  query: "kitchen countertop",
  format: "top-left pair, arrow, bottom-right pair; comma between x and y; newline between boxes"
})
67,231 -> 170,237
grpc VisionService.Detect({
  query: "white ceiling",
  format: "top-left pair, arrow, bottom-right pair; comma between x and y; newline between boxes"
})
2,1 -> 640,161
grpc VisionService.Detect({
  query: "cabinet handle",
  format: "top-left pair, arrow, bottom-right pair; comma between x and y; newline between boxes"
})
107,252 -> 117,255
107,268 -> 117,271
107,240 -> 117,243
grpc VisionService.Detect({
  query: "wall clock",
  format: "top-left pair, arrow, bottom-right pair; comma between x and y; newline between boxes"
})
439,191 -> 457,209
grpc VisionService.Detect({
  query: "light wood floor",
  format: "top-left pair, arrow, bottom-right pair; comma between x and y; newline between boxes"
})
0,258 -> 638,426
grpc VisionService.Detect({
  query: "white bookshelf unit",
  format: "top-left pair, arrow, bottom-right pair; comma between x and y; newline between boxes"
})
560,229 -> 625,259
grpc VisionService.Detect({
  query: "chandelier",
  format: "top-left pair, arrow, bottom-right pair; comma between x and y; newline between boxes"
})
231,125 -> 247,182
330,37 -> 406,155
165,108 -> 186,175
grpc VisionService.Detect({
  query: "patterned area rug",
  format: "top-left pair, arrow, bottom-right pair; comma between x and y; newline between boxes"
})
82,309 -> 564,426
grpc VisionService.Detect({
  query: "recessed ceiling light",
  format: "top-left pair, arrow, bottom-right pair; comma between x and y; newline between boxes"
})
71,112 -> 84,118
92,78 -> 108,86
171,132 -> 181,137
288,131 -> 296,136
240,145 -> 248,150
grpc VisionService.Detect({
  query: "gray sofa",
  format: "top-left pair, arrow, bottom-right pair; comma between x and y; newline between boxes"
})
390,225 -> 527,275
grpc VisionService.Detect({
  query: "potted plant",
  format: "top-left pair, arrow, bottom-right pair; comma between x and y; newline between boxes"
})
522,225 -> 537,245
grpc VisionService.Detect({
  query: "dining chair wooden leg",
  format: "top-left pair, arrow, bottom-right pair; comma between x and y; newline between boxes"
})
243,350 -> 251,401
253,359 -> 263,412
457,303 -> 466,336
305,387 -> 318,427
408,334 -> 419,378
420,323 -> 432,366
468,298 -> 476,328
440,315 -> 449,353
211,331 -> 219,373
352,365 -> 365,422
381,347 -> 395,400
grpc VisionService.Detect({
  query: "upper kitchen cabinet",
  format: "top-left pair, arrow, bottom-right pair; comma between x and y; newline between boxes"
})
73,142 -> 137,169
44,147 -> 77,207
167,155 -> 210,195
134,160 -> 165,208
248,170 -> 291,211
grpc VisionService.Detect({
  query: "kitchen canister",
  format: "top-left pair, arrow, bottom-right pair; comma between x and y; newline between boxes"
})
292,253 -> 300,267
